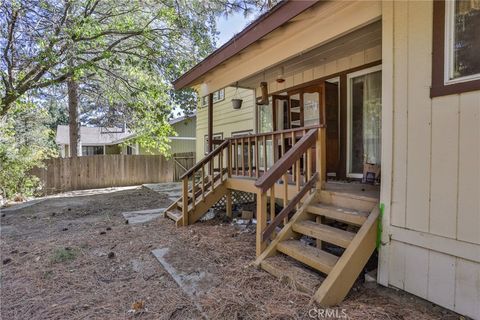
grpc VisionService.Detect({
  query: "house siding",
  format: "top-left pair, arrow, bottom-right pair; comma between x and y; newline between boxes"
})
171,117 -> 196,154
195,87 -> 255,161
380,1 -> 480,319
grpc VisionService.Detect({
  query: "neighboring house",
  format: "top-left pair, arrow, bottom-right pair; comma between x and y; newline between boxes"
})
56,114 -> 196,157
169,1 -> 480,319
140,114 -> 197,155
55,125 -> 137,157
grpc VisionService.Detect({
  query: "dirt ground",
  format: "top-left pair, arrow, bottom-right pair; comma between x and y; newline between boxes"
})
0,186 -> 462,320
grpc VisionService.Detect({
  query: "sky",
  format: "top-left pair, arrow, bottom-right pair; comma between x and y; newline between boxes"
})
215,11 -> 259,47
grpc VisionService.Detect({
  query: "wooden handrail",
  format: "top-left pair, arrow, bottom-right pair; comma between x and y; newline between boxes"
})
254,129 -> 318,193
262,172 -> 318,242
228,124 -> 323,140
180,139 -> 229,179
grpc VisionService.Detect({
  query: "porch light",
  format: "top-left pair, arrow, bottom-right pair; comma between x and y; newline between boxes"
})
276,66 -> 285,83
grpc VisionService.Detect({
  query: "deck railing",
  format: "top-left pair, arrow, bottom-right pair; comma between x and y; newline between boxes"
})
178,125 -> 326,233
253,127 -> 326,256
179,139 -> 230,225
229,125 -> 323,179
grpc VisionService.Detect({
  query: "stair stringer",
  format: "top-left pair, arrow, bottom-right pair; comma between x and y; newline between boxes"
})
254,190 -> 319,267
187,182 -> 228,225
313,205 -> 379,306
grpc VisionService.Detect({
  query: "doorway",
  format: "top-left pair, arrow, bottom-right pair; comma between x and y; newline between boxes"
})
347,65 -> 382,178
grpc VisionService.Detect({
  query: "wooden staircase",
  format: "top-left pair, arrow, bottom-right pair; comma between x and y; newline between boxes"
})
164,126 -> 380,306
255,189 -> 379,306
165,170 -> 228,226
165,139 -> 231,226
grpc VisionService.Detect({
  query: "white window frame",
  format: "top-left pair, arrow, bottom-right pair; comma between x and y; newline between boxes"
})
204,133 -> 223,155
444,0 -> 480,85
346,65 -> 382,179
201,88 -> 225,108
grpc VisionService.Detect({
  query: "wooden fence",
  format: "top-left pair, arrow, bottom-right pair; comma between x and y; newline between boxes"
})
32,154 -> 176,195
172,152 -> 196,181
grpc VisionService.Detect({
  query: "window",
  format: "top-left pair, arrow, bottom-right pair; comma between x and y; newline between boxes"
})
204,133 -> 223,155
257,97 -> 273,133
200,89 -> 225,108
126,145 -> 136,155
446,0 -> 480,82
432,0 -> 480,97
82,145 -> 104,156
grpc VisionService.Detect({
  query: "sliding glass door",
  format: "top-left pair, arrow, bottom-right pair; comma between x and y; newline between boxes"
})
347,66 -> 382,178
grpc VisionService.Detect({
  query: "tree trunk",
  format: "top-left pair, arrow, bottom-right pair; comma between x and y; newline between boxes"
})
67,78 -> 80,157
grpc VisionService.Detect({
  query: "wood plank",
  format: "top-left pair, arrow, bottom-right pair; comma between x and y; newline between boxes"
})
262,173 -> 318,242
256,192 -> 268,256
277,240 -> 338,275
307,203 -> 368,226
388,240 -> 406,290
454,258 -> 480,319
405,0 -> 432,233
292,220 -> 355,248
457,92 -> 480,244
404,243 -> 429,299
254,191 -> 318,266
319,190 -> 377,212
260,254 -> 325,296
427,251 -> 455,310
389,226 -> 480,263
255,129 -> 319,192
313,206 -> 379,306
430,95 -> 459,239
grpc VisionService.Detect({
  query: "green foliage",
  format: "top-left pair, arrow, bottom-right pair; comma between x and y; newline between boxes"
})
50,247 -> 77,264
0,101 -> 57,200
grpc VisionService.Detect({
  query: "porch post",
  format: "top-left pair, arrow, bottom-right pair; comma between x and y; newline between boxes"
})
316,127 -> 327,189
256,191 -> 267,256
208,93 -> 213,175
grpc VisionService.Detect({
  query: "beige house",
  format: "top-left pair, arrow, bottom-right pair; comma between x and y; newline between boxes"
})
168,1 -> 479,318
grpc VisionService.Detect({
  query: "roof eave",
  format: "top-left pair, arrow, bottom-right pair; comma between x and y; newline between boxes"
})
172,0 -> 319,91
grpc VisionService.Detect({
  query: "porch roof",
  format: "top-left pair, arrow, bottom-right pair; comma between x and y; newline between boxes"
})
172,0 -> 319,90
173,0 -> 382,96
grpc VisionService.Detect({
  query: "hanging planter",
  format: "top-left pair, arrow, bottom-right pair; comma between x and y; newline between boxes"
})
232,98 -> 243,109
231,82 -> 243,110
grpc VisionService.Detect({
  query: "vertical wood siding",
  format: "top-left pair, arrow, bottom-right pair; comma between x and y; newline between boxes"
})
386,1 -> 480,318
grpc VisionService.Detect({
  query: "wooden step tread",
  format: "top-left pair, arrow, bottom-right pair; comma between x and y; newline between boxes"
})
261,254 -> 325,296
165,210 -> 182,222
307,203 -> 368,226
319,190 -> 378,212
293,220 -> 355,248
277,240 -> 338,275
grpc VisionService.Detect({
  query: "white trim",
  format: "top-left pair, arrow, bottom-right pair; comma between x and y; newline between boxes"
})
390,226 -> 480,263
346,64 -> 382,178
377,0 -> 394,287
444,1 -> 480,85
168,136 -> 196,141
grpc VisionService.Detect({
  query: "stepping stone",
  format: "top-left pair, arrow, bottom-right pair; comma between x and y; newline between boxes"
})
122,208 -> 166,224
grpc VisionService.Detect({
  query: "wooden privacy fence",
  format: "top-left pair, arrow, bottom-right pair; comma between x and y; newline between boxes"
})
32,155 -> 175,195
172,152 -> 195,181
